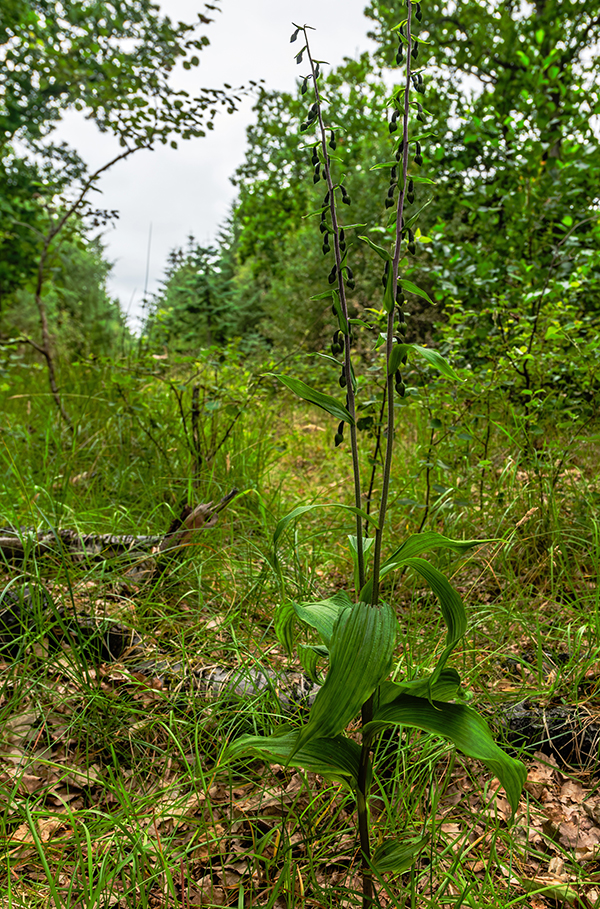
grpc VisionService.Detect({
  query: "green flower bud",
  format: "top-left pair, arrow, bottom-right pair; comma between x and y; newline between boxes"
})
328,265 -> 337,284
334,432 -> 344,447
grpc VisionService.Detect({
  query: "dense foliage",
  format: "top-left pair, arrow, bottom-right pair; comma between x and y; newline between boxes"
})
0,0 -> 238,347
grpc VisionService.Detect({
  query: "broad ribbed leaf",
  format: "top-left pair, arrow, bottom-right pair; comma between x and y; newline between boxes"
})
384,531 -> 486,567
400,558 -> 466,689
294,601 -> 397,753
365,695 -> 526,814
274,504 -> 378,549
360,531 -> 486,602
377,668 -> 461,706
297,643 -> 326,684
371,835 -> 429,873
268,374 -> 354,424
274,601 -> 296,655
227,731 -> 361,786
293,591 -> 352,647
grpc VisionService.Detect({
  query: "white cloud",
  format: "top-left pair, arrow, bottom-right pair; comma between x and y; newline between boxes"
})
51,0 -> 375,329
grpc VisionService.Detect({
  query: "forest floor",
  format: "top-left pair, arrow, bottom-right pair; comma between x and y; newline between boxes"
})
2,367 -> 600,908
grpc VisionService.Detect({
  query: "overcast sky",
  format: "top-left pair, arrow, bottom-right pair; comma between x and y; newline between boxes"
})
53,0 -> 376,329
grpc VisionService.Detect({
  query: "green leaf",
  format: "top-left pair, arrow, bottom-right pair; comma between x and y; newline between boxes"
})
294,601 -> 397,753
412,345 -> 461,380
274,601 -> 296,655
402,199 -> 432,231
365,695 -> 527,815
385,531 -> 488,565
409,175 -> 437,185
309,290 -> 335,301
408,132 -> 436,143
360,531 -> 487,603
399,279 -> 433,304
388,342 -> 405,377
378,668 -> 461,705
358,235 -> 392,262
369,161 -> 399,171
399,558 -> 466,690
387,342 -> 460,381
268,374 -> 354,424
371,835 -> 429,873
348,534 -> 375,596
383,263 -> 395,314
227,731 -> 361,786
293,590 -> 353,646
274,503 -> 378,550
297,643 -> 326,683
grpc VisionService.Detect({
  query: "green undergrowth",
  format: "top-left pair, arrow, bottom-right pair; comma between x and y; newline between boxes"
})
1,357 -> 600,906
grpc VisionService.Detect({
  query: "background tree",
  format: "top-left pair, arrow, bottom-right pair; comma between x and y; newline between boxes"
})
0,0 -> 243,422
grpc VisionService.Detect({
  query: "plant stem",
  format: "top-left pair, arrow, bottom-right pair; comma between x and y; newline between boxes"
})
364,383 -> 387,538
305,36 -> 366,592
361,9 -> 414,906
370,3 -> 413,606
358,704 -> 374,908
